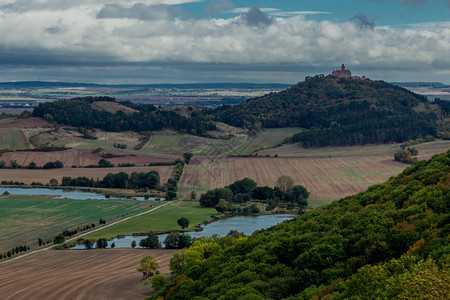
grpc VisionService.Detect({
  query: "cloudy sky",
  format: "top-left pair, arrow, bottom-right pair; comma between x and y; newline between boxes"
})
0,0 -> 449,84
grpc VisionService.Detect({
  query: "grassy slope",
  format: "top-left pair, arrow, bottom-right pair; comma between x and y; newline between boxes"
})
0,128 -> 28,150
0,195 -> 156,253
228,127 -> 305,156
83,201 -> 218,240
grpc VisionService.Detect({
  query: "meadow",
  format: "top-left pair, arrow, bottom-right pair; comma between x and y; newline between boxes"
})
0,195 -> 158,253
0,128 -> 28,150
0,249 -> 177,300
83,200 -> 218,240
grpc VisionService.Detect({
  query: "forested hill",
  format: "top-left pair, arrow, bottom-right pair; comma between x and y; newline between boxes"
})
32,97 -> 216,134
208,75 -> 439,147
152,151 -> 450,299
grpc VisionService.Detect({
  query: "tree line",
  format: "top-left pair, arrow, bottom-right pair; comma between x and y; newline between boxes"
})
32,96 -> 216,135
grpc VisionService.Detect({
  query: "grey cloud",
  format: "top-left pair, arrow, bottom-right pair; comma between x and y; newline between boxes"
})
205,0 -> 234,15
350,14 -> 375,29
97,3 -> 182,21
241,6 -> 273,27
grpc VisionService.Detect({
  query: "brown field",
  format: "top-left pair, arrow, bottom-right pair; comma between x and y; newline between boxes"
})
0,117 -> 52,128
180,155 -> 415,207
0,165 -> 174,185
90,101 -> 139,114
0,249 -> 178,300
0,148 -> 178,167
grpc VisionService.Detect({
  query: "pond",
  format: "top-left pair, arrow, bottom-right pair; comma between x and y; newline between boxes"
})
0,187 -> 162,201
72,214 -> 295,249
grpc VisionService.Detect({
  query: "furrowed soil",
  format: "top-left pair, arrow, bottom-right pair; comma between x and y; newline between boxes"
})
0,148 -> 178,167
0,249 -> 177,300
0,165 -> 174,185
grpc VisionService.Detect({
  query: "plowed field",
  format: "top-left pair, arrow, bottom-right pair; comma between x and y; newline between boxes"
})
0,249 -> 177,300
0,117 -> 52,128
0,165 -> 174,185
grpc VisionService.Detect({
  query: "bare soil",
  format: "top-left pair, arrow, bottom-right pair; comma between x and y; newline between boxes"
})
0,165 -> 174,185
0,249 -> 178,300
0,118 -> 52,128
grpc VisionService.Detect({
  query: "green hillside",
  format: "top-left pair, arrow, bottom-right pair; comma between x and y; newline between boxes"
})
152,150 -> 450,299
209,76 -> 441,147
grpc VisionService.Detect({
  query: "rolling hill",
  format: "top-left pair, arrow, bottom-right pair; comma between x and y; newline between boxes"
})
208,75 -> 441,147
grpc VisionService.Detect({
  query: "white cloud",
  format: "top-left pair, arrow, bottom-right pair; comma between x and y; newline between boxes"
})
0,2 -> 449,83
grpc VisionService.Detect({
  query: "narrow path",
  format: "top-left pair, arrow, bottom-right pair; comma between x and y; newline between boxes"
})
0,201 -> 173,265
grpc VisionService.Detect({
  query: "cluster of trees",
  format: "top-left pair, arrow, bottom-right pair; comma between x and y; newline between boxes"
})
83,238 -> 113,249
394,147 -> 419,164
138,231 -> 192,249
33,96 -> 216,135
61,170 -> 160,189
1,245 -> 30,260
204,76 -> 441,147
151,150 -> 450,299
199,176 -> 309,212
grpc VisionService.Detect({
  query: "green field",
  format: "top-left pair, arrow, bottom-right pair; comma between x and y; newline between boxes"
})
0,128 -> 28,150
84,201 -> 218,240
142,133 -> 243,156
229,127 -> 305,155
0,195 -> 157,253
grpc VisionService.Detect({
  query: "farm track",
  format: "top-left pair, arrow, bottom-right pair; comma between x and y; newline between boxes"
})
0,249 -> 177,300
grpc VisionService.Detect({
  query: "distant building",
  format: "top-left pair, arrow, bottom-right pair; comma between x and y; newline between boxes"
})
332,64 -> 352,78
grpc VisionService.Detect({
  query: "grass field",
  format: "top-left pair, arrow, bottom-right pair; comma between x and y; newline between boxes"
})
258,140 -> 450,158
0,195 -> 157,253
0,128 -> 28,150
229,127 -> 305,156
0,249 -> 177,300
142,132 -> 244,156
84,201 -> 218,240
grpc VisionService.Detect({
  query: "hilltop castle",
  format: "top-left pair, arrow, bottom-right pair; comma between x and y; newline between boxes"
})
331,64 -> 366,79
332,64 -> 351,77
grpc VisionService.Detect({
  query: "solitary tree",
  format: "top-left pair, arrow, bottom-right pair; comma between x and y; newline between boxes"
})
183,152 -> 193,164
177,217 -> 190,229
131,240 -> 137,248
190,190 -> 197,201
84,239 -> 93,250
137,255 -> 159,279
96,238 -> 108,248
151,274 -> 165,291
276,175 -> 295,200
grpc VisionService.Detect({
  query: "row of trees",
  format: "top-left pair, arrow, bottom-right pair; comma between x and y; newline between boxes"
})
0,160 -> 64,169
0,245 -> 30,260
199,175 -> 309,212
151,150 -> 450,299
61,170 -> 160,189
138,231 -> 192,249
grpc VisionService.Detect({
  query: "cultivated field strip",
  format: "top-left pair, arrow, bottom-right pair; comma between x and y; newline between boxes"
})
0,249 -> 177,300
0,165 -> 174,185
179,155 -> 408,206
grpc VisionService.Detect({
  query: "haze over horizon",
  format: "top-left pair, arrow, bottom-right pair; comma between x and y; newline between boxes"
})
0,0 -> 449,84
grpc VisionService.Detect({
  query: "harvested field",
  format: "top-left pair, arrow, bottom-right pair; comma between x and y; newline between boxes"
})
0,117 -> 52,128
0,148 -> 178,167
179,155 -> 409,207
0,165 -> 174,185
91,101 -> 139,114
0,249 -> 177,300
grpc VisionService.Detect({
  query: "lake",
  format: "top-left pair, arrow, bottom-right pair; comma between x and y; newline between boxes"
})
72,214 -> 295,249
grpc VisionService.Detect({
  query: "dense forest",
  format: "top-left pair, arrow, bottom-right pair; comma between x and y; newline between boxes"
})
33,96 -> 216,134
151,150 -> 450,299
205,76 -> 440,147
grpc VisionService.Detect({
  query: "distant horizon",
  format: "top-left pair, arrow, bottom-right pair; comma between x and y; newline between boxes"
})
0,1 -> 448,84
